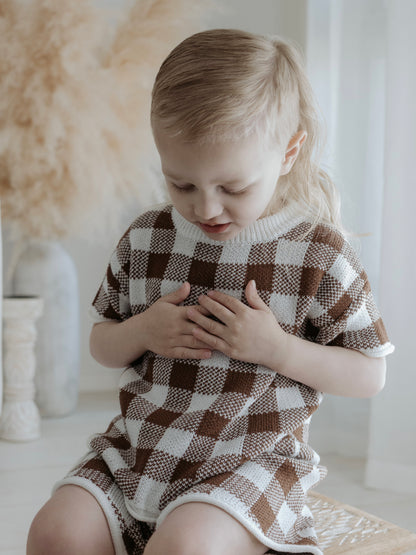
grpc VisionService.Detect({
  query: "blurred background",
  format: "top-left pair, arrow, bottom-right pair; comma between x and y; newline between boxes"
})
1,0 -> 415,552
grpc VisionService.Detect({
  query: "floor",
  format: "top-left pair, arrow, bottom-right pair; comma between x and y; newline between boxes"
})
1,391 -> 415,555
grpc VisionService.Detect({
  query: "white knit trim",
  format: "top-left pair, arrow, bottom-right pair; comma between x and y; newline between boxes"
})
125,498 -> 159,523
358,342 -> 395,358
171,202 -> 307,245
88,305 -> 113,324
153,493 -> 324,555
52,477 -> 128,555
53,479 -> 324,554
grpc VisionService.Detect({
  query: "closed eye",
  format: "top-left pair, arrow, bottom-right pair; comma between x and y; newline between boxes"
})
222,187 -> 248,195
221,182 -> 253,195
169,182 -> 195,192
169,181 -> 251,195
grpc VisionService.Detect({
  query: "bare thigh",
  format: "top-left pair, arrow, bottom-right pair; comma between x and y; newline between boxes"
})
143,501 -> 268,555
27,484 -> 114,555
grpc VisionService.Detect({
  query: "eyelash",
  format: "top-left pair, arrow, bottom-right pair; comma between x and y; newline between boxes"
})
170,183 -> 246,196
171,183 -> 193,192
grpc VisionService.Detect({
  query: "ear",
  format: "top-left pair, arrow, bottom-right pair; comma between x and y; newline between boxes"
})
280,130 -> 307,176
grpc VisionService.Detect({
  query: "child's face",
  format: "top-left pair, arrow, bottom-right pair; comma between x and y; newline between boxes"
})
154,128 -> 287,241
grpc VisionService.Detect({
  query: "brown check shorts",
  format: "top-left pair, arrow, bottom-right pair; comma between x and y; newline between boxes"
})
55,450 -> 312,555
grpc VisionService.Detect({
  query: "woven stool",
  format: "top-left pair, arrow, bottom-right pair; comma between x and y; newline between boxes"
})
307,491 -> 416,554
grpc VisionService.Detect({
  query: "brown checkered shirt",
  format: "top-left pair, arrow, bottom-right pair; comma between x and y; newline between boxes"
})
87,203 -> 393,552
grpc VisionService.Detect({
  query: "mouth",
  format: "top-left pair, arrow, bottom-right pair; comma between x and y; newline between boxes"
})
198,222 -> 231,234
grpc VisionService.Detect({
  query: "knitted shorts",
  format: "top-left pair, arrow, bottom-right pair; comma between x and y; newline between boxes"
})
53,451 -> 155,554
53,450 -> 311,555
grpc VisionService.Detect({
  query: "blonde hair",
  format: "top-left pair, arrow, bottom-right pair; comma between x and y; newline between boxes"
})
151,28 -> 343,231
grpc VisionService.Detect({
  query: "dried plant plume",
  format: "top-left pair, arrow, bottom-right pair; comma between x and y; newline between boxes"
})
0,0 -> 210,240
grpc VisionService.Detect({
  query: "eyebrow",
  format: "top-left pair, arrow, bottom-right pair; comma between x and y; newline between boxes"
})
163,171 -> 241,185
163,171 -> 181,180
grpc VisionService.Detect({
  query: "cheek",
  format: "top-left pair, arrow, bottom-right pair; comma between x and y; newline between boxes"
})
167,194 -> 189,221
250,185 -> 276,209
230,196 -> 267,221
168,188 -> 190,210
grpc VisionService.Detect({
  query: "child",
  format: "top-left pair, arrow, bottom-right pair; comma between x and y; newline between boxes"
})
27,29 -> 394,555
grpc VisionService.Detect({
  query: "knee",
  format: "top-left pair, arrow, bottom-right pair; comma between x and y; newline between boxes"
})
144,526 -> 215,555
27,485 -> 114,555
27,503 -> 83,555
27,506 -> 63,555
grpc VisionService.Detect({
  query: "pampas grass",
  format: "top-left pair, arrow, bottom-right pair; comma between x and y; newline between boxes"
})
0,0 -> 209,240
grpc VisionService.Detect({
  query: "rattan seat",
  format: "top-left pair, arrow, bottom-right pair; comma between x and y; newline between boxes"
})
308,491 -> 416,554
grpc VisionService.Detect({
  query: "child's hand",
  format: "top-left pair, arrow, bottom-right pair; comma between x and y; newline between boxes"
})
187,280 -> 289,368
141,282 -> 212,360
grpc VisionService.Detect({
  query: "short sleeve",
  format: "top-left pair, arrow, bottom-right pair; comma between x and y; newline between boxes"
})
305,228 -> 394,358
89,227 -> 132,324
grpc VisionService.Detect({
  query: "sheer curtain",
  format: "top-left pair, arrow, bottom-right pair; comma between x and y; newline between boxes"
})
365,0 -> 416,493
306,0 -> 416,492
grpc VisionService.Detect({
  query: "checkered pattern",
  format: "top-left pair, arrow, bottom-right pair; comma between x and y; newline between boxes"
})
75,204 -> 393,554
55,452 -> 156,555
56,451 -> 312,555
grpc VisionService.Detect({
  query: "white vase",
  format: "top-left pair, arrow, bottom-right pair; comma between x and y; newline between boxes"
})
0,296 -> 43,441
12,240 -> 80,417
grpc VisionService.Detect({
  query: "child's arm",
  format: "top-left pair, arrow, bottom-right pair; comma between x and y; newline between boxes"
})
90,282 -> 212,368
272,334 -> 386,398
188,280 -> 386,398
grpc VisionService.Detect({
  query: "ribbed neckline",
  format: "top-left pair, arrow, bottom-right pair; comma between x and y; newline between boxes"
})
171,202 -> 308,245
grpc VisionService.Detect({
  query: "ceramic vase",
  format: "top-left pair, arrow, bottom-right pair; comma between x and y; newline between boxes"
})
12,240 -> 80,417
0,296 -> 43,441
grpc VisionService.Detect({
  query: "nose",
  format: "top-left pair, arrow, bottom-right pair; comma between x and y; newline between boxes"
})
194,193 -> 223,221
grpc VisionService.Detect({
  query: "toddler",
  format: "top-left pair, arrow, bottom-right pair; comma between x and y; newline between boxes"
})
27,29 -> 394,555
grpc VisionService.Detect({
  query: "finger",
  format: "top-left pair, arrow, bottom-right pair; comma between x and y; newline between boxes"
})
245,280 -> 269,310
160,282 -> 190,305
197,294 -> 234,325
179,305 -> 210,324
205,290 -> 244,315
187,304 -> 211,317
182,334 -> 213,350
187,307 -> 226,337
191,325 -> 228,353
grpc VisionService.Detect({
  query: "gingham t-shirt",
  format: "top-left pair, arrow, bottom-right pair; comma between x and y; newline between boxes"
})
88,203 -> 393,554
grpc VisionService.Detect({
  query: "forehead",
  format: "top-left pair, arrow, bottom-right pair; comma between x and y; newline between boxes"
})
153,126 -> 279,180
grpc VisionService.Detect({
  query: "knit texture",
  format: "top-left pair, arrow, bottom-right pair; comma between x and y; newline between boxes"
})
63,203 -> 393,554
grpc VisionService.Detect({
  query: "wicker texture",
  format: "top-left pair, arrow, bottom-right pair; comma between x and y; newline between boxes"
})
308,491 -> 416,554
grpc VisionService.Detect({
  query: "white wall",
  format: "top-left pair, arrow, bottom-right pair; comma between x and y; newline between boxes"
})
0,204 -> 2,416
209,0 -> 307,47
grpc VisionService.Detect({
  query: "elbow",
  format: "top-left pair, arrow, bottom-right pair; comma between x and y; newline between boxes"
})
366,377 -> 385,398
363,356 -> 387,398
89,321 -> 126,368
89,323 -> 110,366
89,324 -> 100,362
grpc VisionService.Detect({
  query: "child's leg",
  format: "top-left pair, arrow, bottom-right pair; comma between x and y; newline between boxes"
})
27,485 -> 115,555
143,501 -> 268,555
